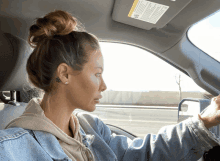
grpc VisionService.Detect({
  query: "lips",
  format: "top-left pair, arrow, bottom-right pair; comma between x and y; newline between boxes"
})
95,95 -> 102,100
94,100 -> 100,103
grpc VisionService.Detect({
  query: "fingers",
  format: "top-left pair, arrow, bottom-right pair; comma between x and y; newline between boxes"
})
199,94 -> 220,128
213,95 -> 220,106
216,94 -> 220,99
211,94 -> 220,103
215,112 -> 220,122
212,97 -> 216,102
211,97 -> 217,105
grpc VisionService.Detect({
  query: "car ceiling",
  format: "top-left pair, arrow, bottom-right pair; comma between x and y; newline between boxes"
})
1,0 -> 219,53
1,0 -> 220,95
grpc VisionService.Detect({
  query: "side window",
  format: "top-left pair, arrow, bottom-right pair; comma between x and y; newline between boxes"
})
77,42 -> 211,139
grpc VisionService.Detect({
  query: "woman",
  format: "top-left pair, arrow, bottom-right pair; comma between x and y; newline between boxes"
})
1,10 -> 220,161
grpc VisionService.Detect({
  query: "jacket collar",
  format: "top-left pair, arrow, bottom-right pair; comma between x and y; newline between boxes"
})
26,127 -> 95,160
29,129 -> 72,160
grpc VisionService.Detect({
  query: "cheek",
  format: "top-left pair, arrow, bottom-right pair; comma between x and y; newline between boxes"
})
86,75 -> 100,92
66,74 -> 101,110
75,74 -> 100,97
67,73 -> 100,104
79,75 -> 100,107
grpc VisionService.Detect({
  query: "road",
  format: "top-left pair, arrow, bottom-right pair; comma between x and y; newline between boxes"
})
75,105 -> 179,139
0,102 -> 180,139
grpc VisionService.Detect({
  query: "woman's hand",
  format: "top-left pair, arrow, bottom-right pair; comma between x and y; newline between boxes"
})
198,94 -> 220,129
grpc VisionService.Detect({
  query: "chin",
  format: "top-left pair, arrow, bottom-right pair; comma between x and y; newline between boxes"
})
81,105 -> 96,112
88,106 -> 96,112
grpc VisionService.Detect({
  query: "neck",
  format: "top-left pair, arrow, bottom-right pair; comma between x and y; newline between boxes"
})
40,93 -> 75,137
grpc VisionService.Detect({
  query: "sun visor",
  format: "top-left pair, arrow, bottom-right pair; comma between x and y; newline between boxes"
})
112,0 -> 192,30
0,33 -> 32,91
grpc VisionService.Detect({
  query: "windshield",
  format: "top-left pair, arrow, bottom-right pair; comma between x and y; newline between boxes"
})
100,42 -> 207,93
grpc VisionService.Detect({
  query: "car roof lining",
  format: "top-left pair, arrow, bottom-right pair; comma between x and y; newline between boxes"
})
0,0 -> 219,54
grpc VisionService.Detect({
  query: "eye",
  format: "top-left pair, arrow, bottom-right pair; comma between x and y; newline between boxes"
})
95,73 -> 101,77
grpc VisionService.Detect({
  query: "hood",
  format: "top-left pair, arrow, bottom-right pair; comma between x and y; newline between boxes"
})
4,97 -> 95,161
5,97 -> 81,142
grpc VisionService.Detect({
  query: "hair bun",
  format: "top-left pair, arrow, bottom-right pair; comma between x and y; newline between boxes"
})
28,10 -> 77,47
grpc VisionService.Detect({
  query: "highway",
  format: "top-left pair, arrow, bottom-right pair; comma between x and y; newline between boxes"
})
75,105 -> 179,139
0,102 -> 181,139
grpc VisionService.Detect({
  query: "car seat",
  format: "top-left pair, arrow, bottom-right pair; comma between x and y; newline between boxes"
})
0,32 -> 32,129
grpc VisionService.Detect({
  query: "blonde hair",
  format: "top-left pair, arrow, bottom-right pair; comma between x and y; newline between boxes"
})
26,10 -> 100,93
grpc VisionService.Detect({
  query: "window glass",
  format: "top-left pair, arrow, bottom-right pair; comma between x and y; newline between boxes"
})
188,10 -> 220,62
75,42 -> 212,139
101,42 -> 207,93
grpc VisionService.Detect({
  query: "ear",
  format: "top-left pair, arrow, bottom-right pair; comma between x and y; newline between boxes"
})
56,63 -> 70,84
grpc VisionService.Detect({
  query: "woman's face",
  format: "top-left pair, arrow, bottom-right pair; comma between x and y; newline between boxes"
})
66,46 -> 107,112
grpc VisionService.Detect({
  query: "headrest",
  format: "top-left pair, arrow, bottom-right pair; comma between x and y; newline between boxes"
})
0,33 -> 32,91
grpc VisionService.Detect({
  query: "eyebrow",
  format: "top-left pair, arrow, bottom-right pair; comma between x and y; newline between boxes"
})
95,67 -> 103,71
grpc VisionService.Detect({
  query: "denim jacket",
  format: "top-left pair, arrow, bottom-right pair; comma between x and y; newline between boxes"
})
0,111 -> 220,161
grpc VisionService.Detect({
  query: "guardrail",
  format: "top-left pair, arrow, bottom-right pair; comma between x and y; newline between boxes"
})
96,104 -> 178,110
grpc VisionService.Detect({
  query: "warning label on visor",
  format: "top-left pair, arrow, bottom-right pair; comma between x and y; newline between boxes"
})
128,0 -> 169,24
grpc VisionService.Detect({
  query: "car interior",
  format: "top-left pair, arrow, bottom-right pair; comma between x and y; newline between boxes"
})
0,0 -> 220,160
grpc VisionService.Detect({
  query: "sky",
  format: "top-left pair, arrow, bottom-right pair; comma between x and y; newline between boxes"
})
99,10 -> 220,92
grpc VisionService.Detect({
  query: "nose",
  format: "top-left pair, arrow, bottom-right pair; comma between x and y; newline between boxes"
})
100,77 -> 107,92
